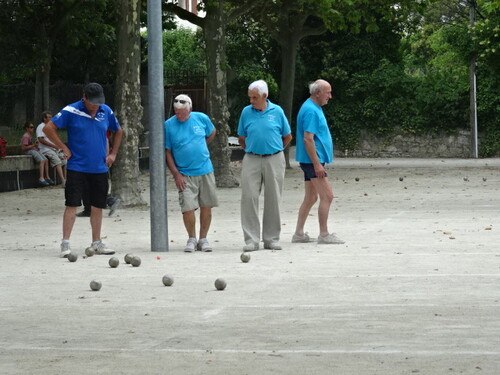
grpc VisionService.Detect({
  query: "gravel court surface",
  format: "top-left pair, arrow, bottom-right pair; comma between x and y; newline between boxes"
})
0,158 -> 499,374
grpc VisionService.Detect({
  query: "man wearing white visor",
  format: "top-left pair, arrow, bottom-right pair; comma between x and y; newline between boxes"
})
164,94 -> 219,252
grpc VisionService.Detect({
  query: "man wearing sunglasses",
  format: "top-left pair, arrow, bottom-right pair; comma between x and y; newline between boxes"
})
165,94 -> 218,252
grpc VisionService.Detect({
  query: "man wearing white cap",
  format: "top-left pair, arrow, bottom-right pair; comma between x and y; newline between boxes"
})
165,94 -> 219,252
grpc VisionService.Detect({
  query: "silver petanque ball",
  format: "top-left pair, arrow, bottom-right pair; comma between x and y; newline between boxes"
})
124,253 -> 134,264
240,252 -> 251,263
108,257 -> 119,268
131,256 -> 141,267
85,247 -> 95,257
90,280 -> 102,291
162,274 -> 174,286
214,278 -> 226,291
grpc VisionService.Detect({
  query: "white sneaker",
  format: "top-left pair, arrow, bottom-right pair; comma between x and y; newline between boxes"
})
317,233 -> 345,244
243,242 -> 259,252
264,241 -> 282,250
184,237 -> 197,252
197,238 -> 212,252
90,240 -> 115,255
60,241 -> 71,258
292,232 -> 311,243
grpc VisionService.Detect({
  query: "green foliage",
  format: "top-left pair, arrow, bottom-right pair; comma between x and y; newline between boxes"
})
225,17 -> 280,133
294,0 -> 499,156
473,0 -> 500,74
0,0 -> 119,84
160,28 -> 206,85
476,67 -> 500,156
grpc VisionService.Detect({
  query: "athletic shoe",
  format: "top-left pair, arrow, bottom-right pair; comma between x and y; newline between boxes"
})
90,240 -> 115,255
317,233 -> 345,244
60,241 -> 71,258
76,210 -> 90,217
108,198 -> 121,217
292,232 -> 311,243
197,238 -> 213,252
264,241 -> 282,250
45,179 -> 55,185
184,237 -> 197,252
243,242 -> 259,252
38,180 -> 49,187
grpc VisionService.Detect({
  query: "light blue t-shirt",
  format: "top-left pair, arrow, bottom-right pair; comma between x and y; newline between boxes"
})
237,100 -> 291,155
295,98 -> 333,164
164,112 -> 215,176
51,100 -> 120,173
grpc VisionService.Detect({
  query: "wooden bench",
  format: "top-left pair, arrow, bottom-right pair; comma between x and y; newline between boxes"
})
0,145 -> 51,192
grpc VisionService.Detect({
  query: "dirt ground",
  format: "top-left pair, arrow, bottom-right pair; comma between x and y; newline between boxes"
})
0,157 -> 499,374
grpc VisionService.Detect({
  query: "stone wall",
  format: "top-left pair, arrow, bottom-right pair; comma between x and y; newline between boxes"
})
345,129 -> 473,158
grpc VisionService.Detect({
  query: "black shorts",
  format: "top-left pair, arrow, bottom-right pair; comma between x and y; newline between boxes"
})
65,170 -> 108,208
299,163 -> 327,181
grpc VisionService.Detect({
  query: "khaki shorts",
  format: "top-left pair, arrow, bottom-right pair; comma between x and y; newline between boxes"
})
179,172 -> 219,213
43,149 -> 67,167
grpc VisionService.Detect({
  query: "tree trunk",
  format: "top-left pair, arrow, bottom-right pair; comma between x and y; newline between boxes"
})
279,35 -> 300,169
203,1 -> 239,187
110,0 -> 146,207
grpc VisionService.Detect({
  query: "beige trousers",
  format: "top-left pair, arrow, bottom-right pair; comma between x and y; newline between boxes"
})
240,152 -> 286,245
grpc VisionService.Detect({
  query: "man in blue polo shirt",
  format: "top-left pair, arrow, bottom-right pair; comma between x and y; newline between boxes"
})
165,94 -> 218,253
238,80 -> 292,252
293,79 -> 344,245
44,83 -> 123,258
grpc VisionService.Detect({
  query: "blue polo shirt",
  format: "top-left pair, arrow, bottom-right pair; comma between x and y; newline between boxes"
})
237,100 -> 291,155
295,98 -> 333,164
51,100 -> 120,173
164,112 -> 215,176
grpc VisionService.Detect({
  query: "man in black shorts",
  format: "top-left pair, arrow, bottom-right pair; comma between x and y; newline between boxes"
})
43,83 -> 123,257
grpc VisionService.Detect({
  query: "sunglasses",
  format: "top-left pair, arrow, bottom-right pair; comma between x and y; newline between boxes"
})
28,126 -> 35,129
174,99 -> 188,104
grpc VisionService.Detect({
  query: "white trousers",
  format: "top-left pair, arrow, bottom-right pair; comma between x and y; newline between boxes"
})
240,152 -> 286,245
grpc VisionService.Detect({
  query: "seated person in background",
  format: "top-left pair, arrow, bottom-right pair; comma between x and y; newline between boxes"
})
36,111 -> 67,187
20,121 -> 51,186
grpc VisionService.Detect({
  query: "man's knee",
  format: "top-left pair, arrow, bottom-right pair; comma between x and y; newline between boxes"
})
304,193 -> 318,206
321,189 -> 334,203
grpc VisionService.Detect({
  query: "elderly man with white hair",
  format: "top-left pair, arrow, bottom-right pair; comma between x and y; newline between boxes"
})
292,79 -> 344,245
237,80 -> 292,252
164,94 -> 219,252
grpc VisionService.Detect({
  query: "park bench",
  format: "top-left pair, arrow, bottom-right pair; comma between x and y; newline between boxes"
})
0,145 -> 55,192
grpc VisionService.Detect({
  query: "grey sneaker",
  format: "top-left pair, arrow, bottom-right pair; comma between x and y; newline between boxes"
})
108,198 -> 121,217
90,240 -> 115,255
263,241 -> 282,250
197,238 -> 212,252
317,233 -> 345,244
60,241 -> 71,258
243,242 -> 259,252
184,237 -> 197,252
292,232 -> 311,243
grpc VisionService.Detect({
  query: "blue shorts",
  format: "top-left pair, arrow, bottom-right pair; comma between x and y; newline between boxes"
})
65,170 -> 108,208
299,163 -> 327,181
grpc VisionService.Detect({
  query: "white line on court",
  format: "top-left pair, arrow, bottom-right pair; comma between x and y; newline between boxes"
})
308,274 -> 500,278
2,345 -> 500,356
2,303 -> 499,311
